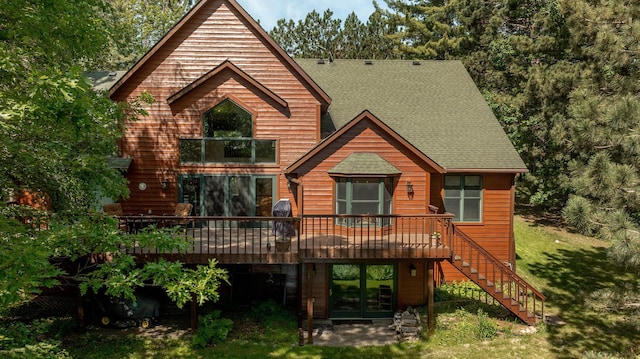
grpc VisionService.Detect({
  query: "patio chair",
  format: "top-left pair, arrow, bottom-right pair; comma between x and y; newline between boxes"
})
103,203 -> 124,216
162,203 -> 193,228
102,203 -> 130,231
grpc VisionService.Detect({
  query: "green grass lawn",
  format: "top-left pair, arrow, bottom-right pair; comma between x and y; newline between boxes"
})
513,215 -> 640,358
5,215 -> 639,358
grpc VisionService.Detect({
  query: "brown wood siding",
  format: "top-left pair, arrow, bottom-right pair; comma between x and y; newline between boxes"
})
398,260 -> 428,308
432,173 -> 517,282
294,119 -> 439,216
113,1 -> 321,214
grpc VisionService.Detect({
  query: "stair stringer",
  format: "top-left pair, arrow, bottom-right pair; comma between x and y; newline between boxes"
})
445,226 -> 545,325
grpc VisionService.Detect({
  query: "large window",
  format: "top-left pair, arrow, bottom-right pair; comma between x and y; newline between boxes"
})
444,175 -> 482,222
179,99 -> 276,164
335,178 -> 393,226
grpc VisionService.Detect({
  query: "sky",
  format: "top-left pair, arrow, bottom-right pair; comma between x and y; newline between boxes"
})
236,0 -> 385,31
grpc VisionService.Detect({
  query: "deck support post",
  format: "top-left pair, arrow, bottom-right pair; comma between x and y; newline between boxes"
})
76,287 -> 85,330
306,262 -> 314,345
427,259 -> 435,335
190,293 -> 197,334
297,263 -> 303,329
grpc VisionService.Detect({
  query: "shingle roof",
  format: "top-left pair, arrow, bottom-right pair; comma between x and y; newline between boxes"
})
85,71 -> 125,92
296,59 -> 527,172
329,153 -> 401,175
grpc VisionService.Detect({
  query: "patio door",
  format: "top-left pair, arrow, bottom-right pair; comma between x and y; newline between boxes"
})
329,264 -> 396,318
179,175 -> 275,218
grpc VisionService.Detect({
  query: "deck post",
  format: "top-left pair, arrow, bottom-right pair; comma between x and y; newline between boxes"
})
297,263 -> 303,331
190,293 -> 197,333
427,259 -> 435,335
306,262 -> 314,344
76,287 -> 85,330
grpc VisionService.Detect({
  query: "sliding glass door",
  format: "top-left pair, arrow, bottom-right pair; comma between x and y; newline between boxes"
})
330,264 -> 396,318
179,175 -> 275,218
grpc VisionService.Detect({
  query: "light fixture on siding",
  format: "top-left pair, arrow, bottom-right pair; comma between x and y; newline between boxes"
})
407,181 -> 414,195
410,263 -> 417,277
161,179 -> 170,190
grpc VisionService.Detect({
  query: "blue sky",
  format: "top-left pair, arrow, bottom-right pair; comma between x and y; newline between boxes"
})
236,0 -> 385,31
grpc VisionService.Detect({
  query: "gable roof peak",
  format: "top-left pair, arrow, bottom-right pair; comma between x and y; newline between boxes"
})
109,0 -> 330,107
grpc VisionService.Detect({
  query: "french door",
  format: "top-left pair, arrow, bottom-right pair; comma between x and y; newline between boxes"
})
179,175 -> 275,217
329,264 -> 396,318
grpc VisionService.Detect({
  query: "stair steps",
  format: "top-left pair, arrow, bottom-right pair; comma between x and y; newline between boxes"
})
446,226 -> 545,326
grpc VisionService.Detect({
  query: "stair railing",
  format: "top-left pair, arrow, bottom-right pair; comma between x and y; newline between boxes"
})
441,218 -> 545,325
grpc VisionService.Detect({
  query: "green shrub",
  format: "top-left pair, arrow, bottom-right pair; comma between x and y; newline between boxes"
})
249,299 -> 282,321
0,319 -> 71,358
192,310 -> 234,348
474,308 -> 497,340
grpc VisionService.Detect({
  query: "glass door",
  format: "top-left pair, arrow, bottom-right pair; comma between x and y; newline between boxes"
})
330,264 -> 361,318
330,264 -> 396,318
179,175 -> 275,220
364,265 -> 395,316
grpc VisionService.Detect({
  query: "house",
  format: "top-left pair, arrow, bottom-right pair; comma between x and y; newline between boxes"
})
101,0 -> 544,336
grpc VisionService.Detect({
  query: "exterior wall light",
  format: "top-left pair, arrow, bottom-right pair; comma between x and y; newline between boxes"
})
407,181 -> 414,195
161,179 -> 170,190
410,263 -> 417,277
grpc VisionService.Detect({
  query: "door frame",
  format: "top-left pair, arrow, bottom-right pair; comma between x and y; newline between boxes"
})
329,263 -> 397,318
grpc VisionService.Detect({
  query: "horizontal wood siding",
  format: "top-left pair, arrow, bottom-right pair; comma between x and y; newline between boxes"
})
294,119 -> 438,216
113,1 -> 320,215
432,173 -> 516,282
398,260 -> 427,308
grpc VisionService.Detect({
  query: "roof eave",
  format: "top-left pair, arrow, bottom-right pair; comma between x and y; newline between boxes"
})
286,110 -> 446,175
444,168 -> 529,174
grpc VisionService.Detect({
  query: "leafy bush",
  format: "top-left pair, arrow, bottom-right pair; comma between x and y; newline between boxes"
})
0,319 -> 72,358
192,310 -> 233,348
474,308 -> 497,340
249,299 -> 282,322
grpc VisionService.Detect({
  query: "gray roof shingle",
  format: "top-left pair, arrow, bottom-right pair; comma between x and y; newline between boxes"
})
296,59 -> 527,171
329,153 -> 402,175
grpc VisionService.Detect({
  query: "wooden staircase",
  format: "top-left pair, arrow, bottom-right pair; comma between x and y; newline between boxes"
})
446,225 -> 545,325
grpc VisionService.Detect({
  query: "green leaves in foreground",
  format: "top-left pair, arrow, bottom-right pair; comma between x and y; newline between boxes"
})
1,208 -> 227,311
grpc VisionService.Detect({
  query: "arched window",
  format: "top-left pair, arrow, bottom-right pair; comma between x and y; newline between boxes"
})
179,99 -> 276,163
203,99 -> 252,138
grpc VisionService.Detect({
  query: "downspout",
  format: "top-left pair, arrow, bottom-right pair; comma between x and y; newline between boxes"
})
509,174 -> 517,271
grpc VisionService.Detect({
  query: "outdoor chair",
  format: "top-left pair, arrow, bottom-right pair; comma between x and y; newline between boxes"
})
102,203 -> 131,231
162,203 -> 193,228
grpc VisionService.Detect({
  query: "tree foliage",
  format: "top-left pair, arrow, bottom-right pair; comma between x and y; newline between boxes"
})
0,0 -> 226,312
269,5 -> 399,59
0,207 -> 228,310
0,0 -> 132,211
104,0 -> 195,69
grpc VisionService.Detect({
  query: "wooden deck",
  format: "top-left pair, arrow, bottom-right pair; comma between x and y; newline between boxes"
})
122,214 -> 453,264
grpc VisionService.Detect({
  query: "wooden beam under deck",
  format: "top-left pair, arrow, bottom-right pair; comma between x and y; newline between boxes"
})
132,247 -> 452,265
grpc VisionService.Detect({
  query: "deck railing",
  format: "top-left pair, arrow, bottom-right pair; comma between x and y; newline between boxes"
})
448,224 -> 546,324
119,214 -> 455,261
298,214 -> 453,261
